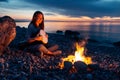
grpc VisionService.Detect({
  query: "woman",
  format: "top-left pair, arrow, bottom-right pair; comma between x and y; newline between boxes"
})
26,11 -> 62,56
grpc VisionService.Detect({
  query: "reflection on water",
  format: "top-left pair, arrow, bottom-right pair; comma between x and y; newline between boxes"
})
16,21 -> 120,42
16,22 -> 29,27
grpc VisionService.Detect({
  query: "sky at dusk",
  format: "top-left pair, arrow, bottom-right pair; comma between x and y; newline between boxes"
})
0,0 -> 120,21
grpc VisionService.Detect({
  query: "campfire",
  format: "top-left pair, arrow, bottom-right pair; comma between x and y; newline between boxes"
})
59,40 -> 93,70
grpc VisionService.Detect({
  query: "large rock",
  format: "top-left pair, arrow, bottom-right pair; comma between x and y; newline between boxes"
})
113,41 -> 120,47
65,30 -> 80,39
0,16 -> 16,55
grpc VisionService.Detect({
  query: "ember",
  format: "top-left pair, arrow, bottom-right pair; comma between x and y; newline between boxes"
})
59,40 -> 92,69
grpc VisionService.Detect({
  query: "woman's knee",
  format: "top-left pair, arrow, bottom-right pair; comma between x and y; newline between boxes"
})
38,44 -> 48,53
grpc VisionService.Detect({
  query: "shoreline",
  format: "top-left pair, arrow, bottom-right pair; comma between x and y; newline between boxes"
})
10,26 -> 116,48
11,26 -> 119,47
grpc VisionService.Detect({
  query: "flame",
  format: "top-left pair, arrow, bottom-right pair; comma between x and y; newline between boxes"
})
75,43 -> 92,65
59,42 -> 92,69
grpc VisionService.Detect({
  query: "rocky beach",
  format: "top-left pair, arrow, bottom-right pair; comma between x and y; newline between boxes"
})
0,26 -> 120,80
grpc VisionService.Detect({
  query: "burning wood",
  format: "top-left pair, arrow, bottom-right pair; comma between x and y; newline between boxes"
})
59,39 -> 92,69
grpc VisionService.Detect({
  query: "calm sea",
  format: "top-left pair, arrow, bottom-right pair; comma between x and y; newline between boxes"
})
16,21 -> 120,42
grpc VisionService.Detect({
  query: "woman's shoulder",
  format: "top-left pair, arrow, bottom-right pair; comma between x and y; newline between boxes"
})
28,23 -> 37,30
28,23 -> 34,28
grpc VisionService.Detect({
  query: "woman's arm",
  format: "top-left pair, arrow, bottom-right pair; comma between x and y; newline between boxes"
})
27,36 -> 43,43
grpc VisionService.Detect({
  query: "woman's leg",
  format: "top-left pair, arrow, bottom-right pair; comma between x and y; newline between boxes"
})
38,44 -> 62,56
38,44 -> 49,54
48,44 -> 59,51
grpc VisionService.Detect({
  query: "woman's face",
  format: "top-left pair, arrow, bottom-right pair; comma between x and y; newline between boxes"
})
35,14 -> 43,27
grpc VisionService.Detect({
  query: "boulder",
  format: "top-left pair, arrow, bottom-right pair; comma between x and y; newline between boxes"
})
56,30 -> 63,35
64,30 -> 80,41
0,16 -> 16,55
113,41 -> 120,47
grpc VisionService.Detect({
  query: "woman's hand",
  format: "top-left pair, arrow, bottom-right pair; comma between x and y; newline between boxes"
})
45,34 -> 48,38
27,36 -> 43,43
35,36 -> 43,41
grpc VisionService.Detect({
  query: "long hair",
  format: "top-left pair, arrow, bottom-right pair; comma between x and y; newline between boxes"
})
31,11 -> 44,30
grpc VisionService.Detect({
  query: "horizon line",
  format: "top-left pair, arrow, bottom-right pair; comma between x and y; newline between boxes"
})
15,20 -> 120,22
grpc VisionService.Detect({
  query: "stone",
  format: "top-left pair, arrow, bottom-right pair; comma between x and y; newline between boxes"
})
113,41 -> 120,47
63,61 -> 73,72
0,16 -> 16,55
86,73 -> 93,80
56,30 -> 63,35
74,61 -> 87,73
64,30 -> 80,39
87,64 -> 100,71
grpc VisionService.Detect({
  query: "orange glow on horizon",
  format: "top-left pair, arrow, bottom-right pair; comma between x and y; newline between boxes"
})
45,15 -> 120,22
1,13 -> 120,22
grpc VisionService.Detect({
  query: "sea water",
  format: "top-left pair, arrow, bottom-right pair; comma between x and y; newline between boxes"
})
16,21 -> 120,43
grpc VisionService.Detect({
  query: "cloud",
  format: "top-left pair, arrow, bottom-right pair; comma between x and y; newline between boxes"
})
0,0 -> 120,18
0,0 -> 7,2
23,0 -> 120,17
